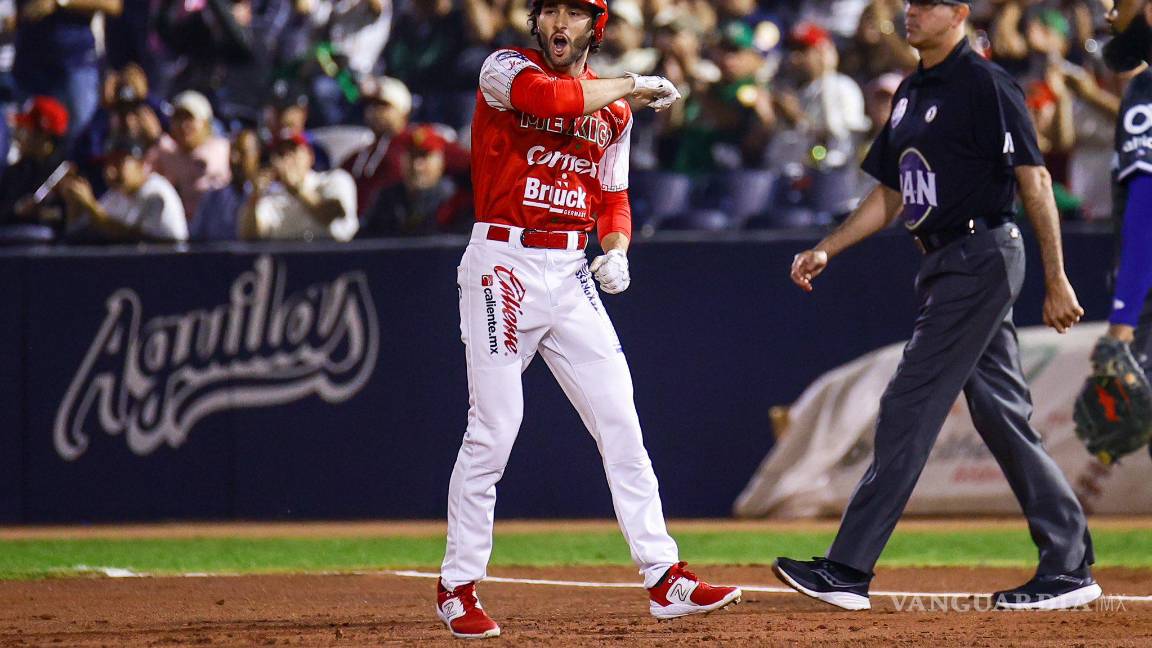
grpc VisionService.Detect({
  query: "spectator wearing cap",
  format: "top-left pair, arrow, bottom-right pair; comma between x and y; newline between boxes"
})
341,79 -> 471,218
59,137 -> 187,243
154,90 -> 232,219
12,0 -> 122,141
264,80 -> 333,171
189,129 -> 261,241
359,124 -> 471,237
341,76 -> 412,213
0,96 -> 71,229
771,22 -> 869,170
239,131 -> 357,241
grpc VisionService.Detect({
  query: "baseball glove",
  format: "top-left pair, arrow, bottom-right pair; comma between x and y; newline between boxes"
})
1073,336 -> 1152,464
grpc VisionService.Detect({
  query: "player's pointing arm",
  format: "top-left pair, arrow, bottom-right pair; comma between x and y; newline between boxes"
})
479,49 -> 680,119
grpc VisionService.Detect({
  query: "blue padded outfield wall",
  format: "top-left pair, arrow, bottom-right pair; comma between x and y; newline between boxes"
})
0,226 -> 1114,522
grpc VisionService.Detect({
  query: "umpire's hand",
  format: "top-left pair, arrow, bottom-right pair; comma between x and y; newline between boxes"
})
790,249 -> 829,292
1044,276 -> 1084,334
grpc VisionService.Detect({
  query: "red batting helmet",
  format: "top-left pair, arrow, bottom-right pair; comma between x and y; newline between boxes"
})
531,0 -> 610,44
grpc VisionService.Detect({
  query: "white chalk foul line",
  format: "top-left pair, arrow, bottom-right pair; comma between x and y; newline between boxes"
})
383,569 -> 1152,604
63,566 -> 1152,604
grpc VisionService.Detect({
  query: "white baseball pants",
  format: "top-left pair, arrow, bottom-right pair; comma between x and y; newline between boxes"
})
440,223 -> 679,590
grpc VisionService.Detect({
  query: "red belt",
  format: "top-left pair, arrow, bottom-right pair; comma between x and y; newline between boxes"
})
486,225 -> 588,250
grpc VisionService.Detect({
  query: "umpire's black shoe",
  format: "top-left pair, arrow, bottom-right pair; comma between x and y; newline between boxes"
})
992,566 -> 1103,610
772,557 -> 872,610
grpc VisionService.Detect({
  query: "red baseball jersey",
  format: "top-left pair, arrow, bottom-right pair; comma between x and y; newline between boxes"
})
471,47 -> 632,232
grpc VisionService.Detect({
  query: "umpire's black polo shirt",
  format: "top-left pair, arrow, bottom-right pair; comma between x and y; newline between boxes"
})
862,39 -> 1043,234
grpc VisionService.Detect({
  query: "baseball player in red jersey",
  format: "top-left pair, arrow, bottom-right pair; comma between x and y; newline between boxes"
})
434,0 -> 742,639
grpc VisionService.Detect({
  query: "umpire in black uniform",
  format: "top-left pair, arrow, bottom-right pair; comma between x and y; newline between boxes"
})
772,0 -> 1101,611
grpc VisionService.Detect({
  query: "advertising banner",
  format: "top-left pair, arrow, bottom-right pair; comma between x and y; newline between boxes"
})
735,323 -> 1152,517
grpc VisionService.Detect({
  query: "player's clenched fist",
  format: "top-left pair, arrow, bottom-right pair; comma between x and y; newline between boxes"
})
626,73 -> 681,111
589,249 -> 630,294
790,249 -> 828,293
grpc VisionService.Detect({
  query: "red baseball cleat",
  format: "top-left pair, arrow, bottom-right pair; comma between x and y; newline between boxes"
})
647,562 -> 742,620
436,580 -> 501,639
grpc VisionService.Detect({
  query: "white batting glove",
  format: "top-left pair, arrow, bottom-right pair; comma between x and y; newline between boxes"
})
626,73 -> 682,111
588,249 -> 630,294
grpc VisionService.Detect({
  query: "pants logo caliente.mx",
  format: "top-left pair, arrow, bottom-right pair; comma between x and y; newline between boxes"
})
494,266 -> 526,355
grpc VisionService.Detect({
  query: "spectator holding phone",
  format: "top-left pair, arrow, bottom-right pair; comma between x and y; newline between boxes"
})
239,130 -> 357,241
60,136 -> 187,243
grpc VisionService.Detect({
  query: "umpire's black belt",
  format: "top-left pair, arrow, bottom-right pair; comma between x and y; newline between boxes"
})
912,214 -> 1014,254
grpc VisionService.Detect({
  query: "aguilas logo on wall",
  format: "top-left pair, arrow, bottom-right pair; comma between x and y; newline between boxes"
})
53,255 -> 380,461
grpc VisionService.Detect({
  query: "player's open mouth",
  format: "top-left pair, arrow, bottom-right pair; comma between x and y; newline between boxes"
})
551,34 -> 569,57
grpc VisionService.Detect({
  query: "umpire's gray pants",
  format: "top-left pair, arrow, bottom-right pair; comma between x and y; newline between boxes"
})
827,224 -> 1094,575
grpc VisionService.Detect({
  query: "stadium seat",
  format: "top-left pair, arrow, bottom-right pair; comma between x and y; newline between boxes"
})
628,171 -> 692,232
655,208 -> 734,231
748,171 -> 840,230
808,167 -> 861,218
744,206 -> 827,229
692,170 -> 776,226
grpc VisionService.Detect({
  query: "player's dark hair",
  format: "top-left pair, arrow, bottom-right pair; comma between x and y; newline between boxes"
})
528,0 -> 602,54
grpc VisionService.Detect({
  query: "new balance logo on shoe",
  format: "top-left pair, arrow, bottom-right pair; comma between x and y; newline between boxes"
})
435,581 -> 500,639
667,579 -> 697,604
647,562 -> 742,620
440,598 -> 464,621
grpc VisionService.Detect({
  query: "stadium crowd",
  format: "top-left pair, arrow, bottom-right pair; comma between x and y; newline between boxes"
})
0,0 -> 1127,243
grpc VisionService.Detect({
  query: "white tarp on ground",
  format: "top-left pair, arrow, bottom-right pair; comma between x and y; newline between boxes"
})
734,322 -> 1152,518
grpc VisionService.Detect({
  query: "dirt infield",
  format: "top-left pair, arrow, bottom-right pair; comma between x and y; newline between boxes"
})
3,520 -> 1151,646
2,566 -> 1151,646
